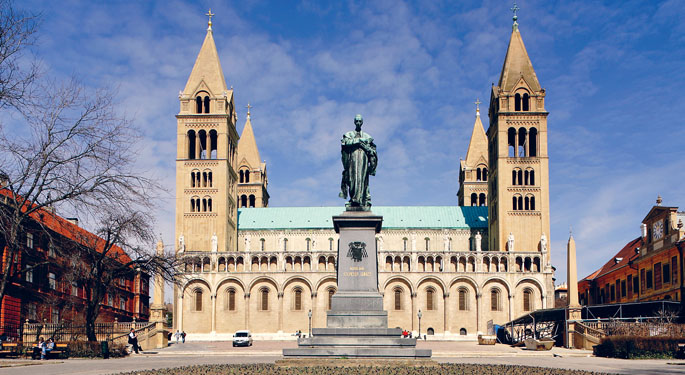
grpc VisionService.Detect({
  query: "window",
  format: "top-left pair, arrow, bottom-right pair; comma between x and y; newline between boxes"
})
51,309 -> 59,323
48,243 -> 56,257
48,272 -> 56,290
249,195 -> 255,207
646,269 -> 653,289
194,289 -> 203,311
672,256 -> 679,285
425,238 -> 430,251
460,328 -> 467,336
71,282 -> 78,296
522,93 -> 530,111
328,288 -> 335,310
523,289 -> 532,312
306,238 -> 311,251
458,288 -> 468,311
426,288 -> 435,311
108,293 -> 114,307
283,238 -> 288,251
329,238 -> 334,251
120,297 -> 127,311
403,238 -> 408,251
260,238 -> 265,251
26,233 -> 33,248
610,284 -> 615,301
228,289 -> 236,310
621,280 -> 627,298
633,274 -> 639,296
394,288 -> 402,310
294,289 -> 302,311
27,303 -> 37,321
515,93 -> 521,111
490,289 -> 500,311
260,288 -> 269,310
25,268 -> 33,283
470,193 -> 477,206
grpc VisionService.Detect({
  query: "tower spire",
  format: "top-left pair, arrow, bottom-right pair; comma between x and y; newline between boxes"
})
474,98 -> 481,117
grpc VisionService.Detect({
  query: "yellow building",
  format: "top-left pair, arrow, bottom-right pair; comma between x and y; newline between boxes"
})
174,16 -> 554,340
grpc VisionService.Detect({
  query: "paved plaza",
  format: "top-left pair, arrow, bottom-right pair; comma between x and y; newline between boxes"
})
0,341 -> 683,375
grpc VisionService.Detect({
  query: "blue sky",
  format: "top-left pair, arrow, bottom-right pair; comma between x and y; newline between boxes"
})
17,0 -> 685,285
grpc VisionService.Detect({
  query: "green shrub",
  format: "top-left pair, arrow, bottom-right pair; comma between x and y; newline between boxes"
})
594,335 -> 682,359
65,341 -> 129,358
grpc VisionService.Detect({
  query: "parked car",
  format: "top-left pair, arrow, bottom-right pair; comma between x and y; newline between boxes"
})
232,330 -> 253,347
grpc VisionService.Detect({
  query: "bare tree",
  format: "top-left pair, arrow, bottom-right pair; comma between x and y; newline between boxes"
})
0,0 -> 40,109
64,208 -> 178,342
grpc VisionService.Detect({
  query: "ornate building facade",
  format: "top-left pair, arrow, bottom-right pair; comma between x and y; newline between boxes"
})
174,17 -> 554,339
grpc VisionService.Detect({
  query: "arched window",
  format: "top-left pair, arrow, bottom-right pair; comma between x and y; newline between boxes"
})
458,288 -> 469,311
470,193 -> 478,206
460,328 -> 467,335
328,288 -> 335,310
305,238 -> 311,251
394,288 -> 402,310
283,238 -> 288,251
194,289 -> 203,311
249,195 -> 256,208
517,169 -> 523,186
227,289 -> 236,311
515,93 -> 521,111
517,196 -> 523,211
240,195 -> 247,208
187,130 -> 197,159
522,93 -> 530,111
260,288 -> 269,311
525,196 -> 530,210
425,238 -> 430,251
427,327 -> 435,335
245,170 -> 250,183
195,96 -> 202,113
529,128 -> 538,157
208,171 -> 213,187
479,193 -> 486,206
523,289 -> 532,312
476,168 -> 482,181
207,198 -> 212,212
203,96 -> 210,113
490,288 -> 500,311
508,127 -> 517,157
512,196 -> 518,211
260,238 -> 265,251
403,238 -> 408,251
329,238 -> 334,251
530,195 -> 536,210
529,170 -> 535,185
294,288 -> 302,311
191,198 -> 196,212
512,170 -> 517,185
518,128 -> 527,157
239,170 -> 244,183
482,168 -> 488,181
202,198 -> 207,212
426,288 -> 435,311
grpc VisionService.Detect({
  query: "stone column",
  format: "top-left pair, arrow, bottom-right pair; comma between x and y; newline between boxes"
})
244,293 -> 250,331
411,292 -> 418,332
566,234 -> 582,348
311,292 -> 318,328
443,292 -> 450,334
278,292 -> 284,333
476,293 -> 482,334
211,293 -> 217,333
149,240 -> 168,348
508,294 -> 513,324
195,131 -> 201,159
177,294 -> 184,332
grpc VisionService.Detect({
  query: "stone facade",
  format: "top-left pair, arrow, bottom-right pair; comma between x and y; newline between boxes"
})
458,106 -> 488,208
173,19 -> 554,340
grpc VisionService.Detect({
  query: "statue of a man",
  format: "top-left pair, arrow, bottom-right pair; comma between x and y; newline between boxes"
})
178,235 -> 185,252
211,233 -> 218,252
507,232 -> 515,252
540,233 -> 547,252
339,114 -> 377,209
475,231 -> 482,252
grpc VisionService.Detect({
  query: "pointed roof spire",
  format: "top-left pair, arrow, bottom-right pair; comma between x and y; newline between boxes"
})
206,8 -> 215,31
237,106 -> 262,169
182,12 -> 228,97
497,9 -> 542,93
464,101 -> 488,166
511,2 -> 520,31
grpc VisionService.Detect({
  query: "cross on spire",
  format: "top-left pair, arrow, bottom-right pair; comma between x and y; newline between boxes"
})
246,103 -> 252,118
474,98 -> 481,115
511,2 -> 520,31
206,8 -> 215,30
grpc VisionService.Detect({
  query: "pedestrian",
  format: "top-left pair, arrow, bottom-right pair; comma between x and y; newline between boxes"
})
181,331 -> 186,343
43,338 -> 55,359
174,330 -> 181,343
128,328 -> 140,354
32,337 -> 44,360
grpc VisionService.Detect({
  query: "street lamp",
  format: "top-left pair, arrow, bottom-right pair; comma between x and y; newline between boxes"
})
308,309 -> 312,338
417,309 -> 422,339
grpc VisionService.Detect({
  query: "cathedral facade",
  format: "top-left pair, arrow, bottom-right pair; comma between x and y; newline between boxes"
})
173,17 -> 554,340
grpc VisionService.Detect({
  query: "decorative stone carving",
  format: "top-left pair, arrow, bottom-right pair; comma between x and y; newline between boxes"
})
211,234 -> 218,252
178,235 -> 185,252
507,232 -> 515,252
244,235 -> 251,252
540,232 -> 547,252
475,231 -> 482,252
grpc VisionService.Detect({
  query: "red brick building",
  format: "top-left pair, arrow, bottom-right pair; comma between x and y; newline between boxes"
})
579,199 -> 684,306
0,191 -> 150,331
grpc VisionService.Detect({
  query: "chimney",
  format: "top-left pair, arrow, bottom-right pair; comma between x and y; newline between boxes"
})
66,218 -> 79,226
640,223 -> 647,239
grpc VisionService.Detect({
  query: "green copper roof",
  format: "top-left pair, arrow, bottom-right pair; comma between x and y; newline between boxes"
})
237,206 -> 488,230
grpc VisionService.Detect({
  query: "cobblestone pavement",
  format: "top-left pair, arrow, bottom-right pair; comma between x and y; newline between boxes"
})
0,341 -> 681,375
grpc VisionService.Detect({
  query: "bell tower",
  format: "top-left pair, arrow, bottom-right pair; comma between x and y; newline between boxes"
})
458,100 -> 489,207
175,13 -> 239,255
487,11 -> 550,263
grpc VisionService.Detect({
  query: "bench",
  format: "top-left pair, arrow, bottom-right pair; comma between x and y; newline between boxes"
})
677,343 -> 685,359
0,342 -> 21,357
31,343 -> 69,359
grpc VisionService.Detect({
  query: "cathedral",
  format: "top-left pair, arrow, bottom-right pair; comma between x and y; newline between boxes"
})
173,15 -> 554,340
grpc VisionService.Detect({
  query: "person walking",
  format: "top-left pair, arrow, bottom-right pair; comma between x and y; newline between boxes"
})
128,328 -> 140,354
174,330 -> 181,343
181,331 -> 186,343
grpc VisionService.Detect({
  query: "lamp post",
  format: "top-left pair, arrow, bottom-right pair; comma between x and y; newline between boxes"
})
308,309 -> 312,338
417,309 -> 422,339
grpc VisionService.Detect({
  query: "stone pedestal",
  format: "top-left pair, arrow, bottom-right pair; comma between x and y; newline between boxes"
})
283,210 -> 431,359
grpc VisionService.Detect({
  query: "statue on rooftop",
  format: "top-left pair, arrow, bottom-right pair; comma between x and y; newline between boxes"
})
339,114 -> 377,210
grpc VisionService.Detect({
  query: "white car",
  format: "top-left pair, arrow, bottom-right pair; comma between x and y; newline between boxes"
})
232,330 -> 253,347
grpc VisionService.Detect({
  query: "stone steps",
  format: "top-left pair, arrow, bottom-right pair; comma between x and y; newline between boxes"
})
299,336 -> 417,347
312,327 -> 402,336
282,347 -> 432,358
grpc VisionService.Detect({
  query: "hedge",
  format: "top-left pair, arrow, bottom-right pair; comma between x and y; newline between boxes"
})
593,335 -> 683,359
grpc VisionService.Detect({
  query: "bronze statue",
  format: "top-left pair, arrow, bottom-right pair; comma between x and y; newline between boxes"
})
339,114 -> 377,210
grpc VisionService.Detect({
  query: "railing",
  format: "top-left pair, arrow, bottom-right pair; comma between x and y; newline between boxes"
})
109,321 -> 157,348
21,320 -> 154,343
